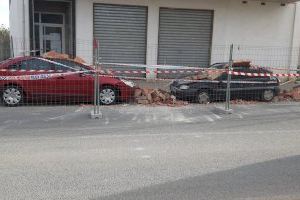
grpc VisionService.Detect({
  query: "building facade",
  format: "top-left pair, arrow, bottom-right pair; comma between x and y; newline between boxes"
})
9,0 -> 300,67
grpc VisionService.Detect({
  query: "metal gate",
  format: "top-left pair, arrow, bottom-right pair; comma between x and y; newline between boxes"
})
93,4 -> 147,64
158,8 -> 214,67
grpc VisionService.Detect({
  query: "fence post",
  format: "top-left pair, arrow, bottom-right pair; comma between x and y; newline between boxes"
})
91,40 -> 102,119
225,44 -> 234,112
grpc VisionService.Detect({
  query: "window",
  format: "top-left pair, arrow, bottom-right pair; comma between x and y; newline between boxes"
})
217,72 -> 247,81
8,61 -> 26,70
19,58 -> 51,70
217,72 -> 228,81
34,13 -> 40,23
209,63 -> 226,69
231,75 -> 247,80
41,14 -> 63,24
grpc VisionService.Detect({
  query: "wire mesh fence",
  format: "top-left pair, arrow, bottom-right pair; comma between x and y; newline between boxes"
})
0,42 -> 300,112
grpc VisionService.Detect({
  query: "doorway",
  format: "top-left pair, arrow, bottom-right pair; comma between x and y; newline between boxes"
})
34,12 -> 65,54
30,0 -> 75,57
40,24 -> 65,53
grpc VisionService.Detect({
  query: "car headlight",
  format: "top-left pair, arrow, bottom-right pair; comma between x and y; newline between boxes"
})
120,79 -> 135,88
179,85 -> 189,90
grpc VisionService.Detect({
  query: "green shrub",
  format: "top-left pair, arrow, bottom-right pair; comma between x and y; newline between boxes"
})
0,25 -> 10,61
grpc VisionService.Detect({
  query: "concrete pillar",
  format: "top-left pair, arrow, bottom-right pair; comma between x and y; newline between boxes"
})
289,2 -> 300,69
146,1 -> 159,79
10,0 -> 30,57
75,0 -> 94,64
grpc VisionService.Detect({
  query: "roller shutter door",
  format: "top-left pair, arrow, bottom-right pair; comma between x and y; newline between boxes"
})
93,4 -> 147,64
158,8 -> 213,67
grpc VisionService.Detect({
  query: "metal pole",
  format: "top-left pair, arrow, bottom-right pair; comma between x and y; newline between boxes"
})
23,0 -> 26,56
225,44 -> 234,111
91,39 -> 102,119
96,40 -> 100,115
93,44 -> 98,114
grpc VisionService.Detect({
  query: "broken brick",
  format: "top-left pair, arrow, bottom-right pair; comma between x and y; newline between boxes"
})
134,88 -> 143,98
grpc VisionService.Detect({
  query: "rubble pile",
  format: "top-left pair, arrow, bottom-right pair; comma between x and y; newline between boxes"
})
290,87 -> 300,100
42,51 -> 88,65
134,88 -> 188,106
277,87 -> 300,101
230,99 -> 258,104
43,51 -> 70,60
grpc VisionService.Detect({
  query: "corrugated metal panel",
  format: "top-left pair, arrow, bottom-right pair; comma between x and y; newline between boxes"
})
158,8 -> 213,67
93,4 -> 147,64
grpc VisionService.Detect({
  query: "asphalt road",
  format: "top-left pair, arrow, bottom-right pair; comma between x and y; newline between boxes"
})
1,102 -> 300,200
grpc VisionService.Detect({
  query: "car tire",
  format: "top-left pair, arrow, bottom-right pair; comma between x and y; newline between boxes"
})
2,85 -> 23,107
99,86 -> 117,105
261,89 -> 275,102
198,92 -> 210,104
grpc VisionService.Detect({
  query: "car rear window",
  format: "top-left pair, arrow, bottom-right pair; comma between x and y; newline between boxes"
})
0,58 -> 12,65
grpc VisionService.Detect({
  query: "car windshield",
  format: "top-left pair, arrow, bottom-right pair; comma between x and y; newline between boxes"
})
50,59 -> 91,71
209,63 -> 227,69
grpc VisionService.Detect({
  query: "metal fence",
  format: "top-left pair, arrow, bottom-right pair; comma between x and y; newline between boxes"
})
1,41 -> 300,118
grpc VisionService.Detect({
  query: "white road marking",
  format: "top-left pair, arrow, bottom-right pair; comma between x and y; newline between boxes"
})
75,107 -> 84,113
212,113 -> 222,119
241,112 -> 249,115
104,118 -> 110,125
145,115 -> 151,123
236,114 -> 244,119
0,120 -> 18,131
194,135 -> 203,138
204,115 -> 214,122
31,113 -> 42,116
132,114 -> 138,121
141,155 -> 151,159
134,147 -> 145,151
48,115 -> 66,120
152,113 -> 157,121
48,107 -> 87,120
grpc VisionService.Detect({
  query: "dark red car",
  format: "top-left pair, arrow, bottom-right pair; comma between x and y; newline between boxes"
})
0,57 -> 135,106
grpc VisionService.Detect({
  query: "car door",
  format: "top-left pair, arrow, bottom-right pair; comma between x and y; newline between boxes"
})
230,73 -> 248,99
215,71 -> 247,100
46,60 -> 94,103
242,69 -> 271,100
214,72 -> 228,101
14,58 -> 53,101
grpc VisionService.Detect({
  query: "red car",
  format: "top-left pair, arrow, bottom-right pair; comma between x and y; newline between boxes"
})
0,57 -> 135,106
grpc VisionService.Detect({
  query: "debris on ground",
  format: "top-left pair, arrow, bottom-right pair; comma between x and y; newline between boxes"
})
276,87 -> 300,101
230,99 -> 258,104
135,88 -> 188,106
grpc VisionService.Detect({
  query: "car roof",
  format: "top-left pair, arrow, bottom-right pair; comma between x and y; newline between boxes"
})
0,56 -> 91,69
0,56 -> 33,68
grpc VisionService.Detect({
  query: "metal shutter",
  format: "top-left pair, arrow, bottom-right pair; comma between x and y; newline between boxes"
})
93,4 -> 147,64
158,8 -> 213,67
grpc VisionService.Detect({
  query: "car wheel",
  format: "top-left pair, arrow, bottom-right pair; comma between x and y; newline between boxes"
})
99,86 -> 117,105
262,89 -> 275,102
198,92 -> 210,104
2,86 -> 23,106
